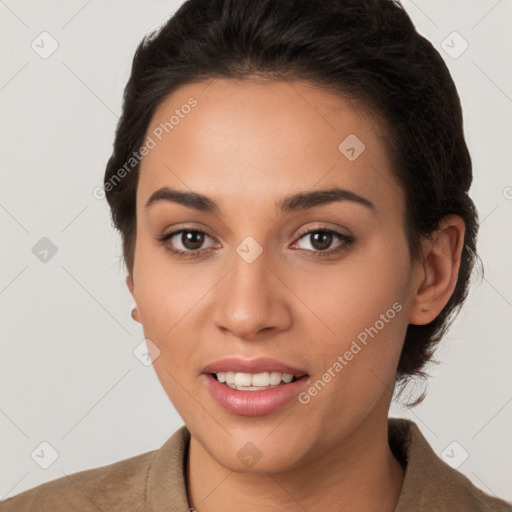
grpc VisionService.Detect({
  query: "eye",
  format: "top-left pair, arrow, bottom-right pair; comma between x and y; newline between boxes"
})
156,229 -> 218,258
292,228 -> 353,257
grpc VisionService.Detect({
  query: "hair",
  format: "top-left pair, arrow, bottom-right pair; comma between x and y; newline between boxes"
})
104,0 -> 479,407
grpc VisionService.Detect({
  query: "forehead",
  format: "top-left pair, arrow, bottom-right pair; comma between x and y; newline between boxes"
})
137,78 -> 402,215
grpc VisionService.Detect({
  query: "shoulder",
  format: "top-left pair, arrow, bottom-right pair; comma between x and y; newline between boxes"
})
0,449 -> 157,512
0,426 -> 191,512
389,417 -> 512,512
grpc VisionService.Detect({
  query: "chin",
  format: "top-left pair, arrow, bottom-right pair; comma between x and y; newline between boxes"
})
213,444 -> 306,475
197,421 -> 313,474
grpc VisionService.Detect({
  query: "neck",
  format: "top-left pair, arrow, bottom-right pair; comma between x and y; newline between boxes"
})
186,411 -> 405,512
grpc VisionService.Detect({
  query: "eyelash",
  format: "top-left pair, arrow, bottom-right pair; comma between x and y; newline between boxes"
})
156,227 -> 354,260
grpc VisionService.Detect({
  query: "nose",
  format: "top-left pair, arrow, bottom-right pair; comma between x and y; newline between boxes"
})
211,250 -> 293,341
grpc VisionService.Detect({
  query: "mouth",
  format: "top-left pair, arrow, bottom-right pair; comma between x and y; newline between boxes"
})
210,371 -> 303,391
201,357 -> 309,416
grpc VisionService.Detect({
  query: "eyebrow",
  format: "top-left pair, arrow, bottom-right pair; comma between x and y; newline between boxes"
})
144,185 -> 375,214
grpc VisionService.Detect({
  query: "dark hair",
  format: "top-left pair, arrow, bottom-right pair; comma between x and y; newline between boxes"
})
104,0 -> 479,406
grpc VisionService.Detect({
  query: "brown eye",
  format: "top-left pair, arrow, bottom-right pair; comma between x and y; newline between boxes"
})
180,231 -> 205,250
292,228 -> 354,258
309,231 -> 333,251
156,229 -> 218,259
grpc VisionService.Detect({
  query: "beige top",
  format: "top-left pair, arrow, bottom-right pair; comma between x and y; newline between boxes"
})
1,418 -> 510,511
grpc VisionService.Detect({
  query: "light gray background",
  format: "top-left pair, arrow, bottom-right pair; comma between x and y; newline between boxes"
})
1,0 -> 511,503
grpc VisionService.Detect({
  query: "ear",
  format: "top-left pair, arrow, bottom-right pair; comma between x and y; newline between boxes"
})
126,274 -> 141,323
409,215 -> 465,325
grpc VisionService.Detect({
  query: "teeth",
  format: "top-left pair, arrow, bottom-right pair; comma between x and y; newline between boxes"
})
269,372 -> 282,385
214,371 -> 296,390
234,372 -> 252,387
252,372 -> 271,386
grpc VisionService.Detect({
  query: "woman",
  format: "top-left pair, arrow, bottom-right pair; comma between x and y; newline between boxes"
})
3,0 -> 510,510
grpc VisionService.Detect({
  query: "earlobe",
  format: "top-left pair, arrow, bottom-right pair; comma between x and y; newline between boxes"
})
126,274 -> 141,323
409,215 -> 465,325
131,306 -> 140,323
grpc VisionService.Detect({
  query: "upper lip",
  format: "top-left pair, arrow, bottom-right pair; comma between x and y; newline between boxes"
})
203,357 -> 308,377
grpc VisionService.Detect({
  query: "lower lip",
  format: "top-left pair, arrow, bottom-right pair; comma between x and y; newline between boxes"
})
203,374 -> 309,416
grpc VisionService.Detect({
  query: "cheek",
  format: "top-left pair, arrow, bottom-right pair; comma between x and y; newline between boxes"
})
131,243 -> 202,392
133,249 -> 206,411
133,235 -> 206,335
292,237 -> 411,408
293,236 -> 411,345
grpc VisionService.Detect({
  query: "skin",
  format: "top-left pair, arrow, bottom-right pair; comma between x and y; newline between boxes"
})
127,78 -> 465,512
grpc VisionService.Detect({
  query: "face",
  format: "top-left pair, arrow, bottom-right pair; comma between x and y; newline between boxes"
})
128,78 -> 420,473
